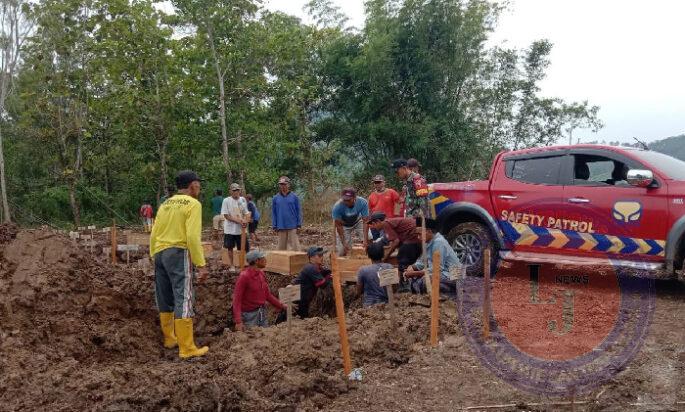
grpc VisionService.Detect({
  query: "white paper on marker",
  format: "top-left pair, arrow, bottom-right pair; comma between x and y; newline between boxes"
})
448,265 -> 466,281
378,268 -> 400,287
278,285 -> 301,303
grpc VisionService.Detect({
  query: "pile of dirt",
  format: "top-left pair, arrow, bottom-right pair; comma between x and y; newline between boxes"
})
0,222 -> 18,245
0,229 -> 455,411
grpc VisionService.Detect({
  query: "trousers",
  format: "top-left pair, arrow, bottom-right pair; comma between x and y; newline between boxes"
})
154,247 -> 195,318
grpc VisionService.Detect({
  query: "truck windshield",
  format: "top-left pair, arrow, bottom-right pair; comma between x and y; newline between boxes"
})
630,150 -> 685,180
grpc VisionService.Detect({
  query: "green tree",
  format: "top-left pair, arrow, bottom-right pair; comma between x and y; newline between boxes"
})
171,0 -> 262,187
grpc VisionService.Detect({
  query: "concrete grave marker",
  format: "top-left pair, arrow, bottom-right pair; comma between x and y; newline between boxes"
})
117,244 -> 140,264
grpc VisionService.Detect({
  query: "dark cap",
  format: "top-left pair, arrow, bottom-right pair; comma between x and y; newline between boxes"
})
407,158 -> 421,168
391,159 -> 408,169
341,187 -> 356,200
372,174 -> 385,182
307,246 -> 326,257
368,211 -> 386,223
175,170 -> 203,189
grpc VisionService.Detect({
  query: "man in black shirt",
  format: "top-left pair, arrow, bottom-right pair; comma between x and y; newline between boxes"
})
293,246 -> 332,318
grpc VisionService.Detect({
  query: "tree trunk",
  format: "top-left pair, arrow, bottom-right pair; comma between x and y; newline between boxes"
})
300,104 -> 314,202
0,125 -> 11,223
153,77 -> 169,197
237,130 -> 245,189
158,138 -> 168,196
206,23 -> 231,186
68,178 -> 81,227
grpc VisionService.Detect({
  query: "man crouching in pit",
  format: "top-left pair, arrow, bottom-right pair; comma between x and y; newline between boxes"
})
232,251 -> 287,331
150,170 -> 209,359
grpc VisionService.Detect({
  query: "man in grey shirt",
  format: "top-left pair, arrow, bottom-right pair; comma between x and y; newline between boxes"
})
356,243 -> 394,307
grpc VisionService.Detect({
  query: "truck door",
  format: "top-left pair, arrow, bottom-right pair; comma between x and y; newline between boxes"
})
491,150 -> 566,255
558,149 -> 667,263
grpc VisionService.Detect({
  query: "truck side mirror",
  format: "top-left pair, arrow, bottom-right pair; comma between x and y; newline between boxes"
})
627,169 -> 654,188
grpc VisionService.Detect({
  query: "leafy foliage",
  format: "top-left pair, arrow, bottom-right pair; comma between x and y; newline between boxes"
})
3,0 -> 602,227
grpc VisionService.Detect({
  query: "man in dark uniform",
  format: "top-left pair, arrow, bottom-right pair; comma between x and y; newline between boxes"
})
392,159 -> 431,218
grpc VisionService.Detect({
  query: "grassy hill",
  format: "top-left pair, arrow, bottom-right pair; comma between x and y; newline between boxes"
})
649,134 -> 685,161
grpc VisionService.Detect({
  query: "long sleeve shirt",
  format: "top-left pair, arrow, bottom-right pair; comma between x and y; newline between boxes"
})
271,192 -> 302,230
414,233 -> 460,280
232,266 -> 285,324
150,194 -> 206,267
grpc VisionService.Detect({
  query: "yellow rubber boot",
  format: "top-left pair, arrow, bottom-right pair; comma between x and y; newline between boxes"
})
174,318 -> 209,359
159,312 -> 177,349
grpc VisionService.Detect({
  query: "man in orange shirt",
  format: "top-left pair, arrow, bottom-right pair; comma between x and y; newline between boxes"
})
368,175 -> 400,242
369,175 -> 399,218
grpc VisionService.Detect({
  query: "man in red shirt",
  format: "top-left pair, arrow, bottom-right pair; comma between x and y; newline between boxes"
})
232,250 -> 286,330
139,202 -> 154,232
368,212 -> 422,279
369,175 -> 400,218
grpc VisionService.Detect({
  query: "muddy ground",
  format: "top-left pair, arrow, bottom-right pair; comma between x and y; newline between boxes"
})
1,224 -> 684,411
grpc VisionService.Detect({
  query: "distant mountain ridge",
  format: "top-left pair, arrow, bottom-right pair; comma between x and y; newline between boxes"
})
647,134 -> 685,161
584,134 -> 685,161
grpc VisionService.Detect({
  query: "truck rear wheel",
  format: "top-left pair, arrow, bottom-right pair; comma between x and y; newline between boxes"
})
445,222 -> 498,277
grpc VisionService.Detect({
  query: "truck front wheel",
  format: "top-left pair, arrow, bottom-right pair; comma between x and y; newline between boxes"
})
446,222 -> 498,277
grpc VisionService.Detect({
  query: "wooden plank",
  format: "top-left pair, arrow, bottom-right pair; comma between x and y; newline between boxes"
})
127,232 -> 150,246
337,256 -> 372,283
202,242 -> 214,256
349,246 -> 367,258
265,250 -> 308,276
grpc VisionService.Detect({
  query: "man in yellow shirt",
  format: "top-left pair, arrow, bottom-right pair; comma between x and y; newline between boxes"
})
150,170 -> 209,359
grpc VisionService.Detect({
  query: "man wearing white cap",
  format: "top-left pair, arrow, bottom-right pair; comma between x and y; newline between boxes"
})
222,183 -> 250,272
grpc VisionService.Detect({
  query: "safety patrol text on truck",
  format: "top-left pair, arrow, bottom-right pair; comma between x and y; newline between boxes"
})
432,145 -> 685,278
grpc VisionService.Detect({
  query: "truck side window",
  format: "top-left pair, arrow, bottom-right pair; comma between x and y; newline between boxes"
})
572,154 -> 630,186
507,156 -> 562,185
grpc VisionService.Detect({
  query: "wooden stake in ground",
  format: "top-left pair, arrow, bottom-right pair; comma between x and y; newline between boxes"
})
483,248 -> 491,340
111,219 -> 117,264
278,285 -> 301,346
239,224 -> 246,269
333,219 -> 340,256
82,234 -> 93,254
88,225 -> 95,253
331,253 -> 352,376
431,250 -> 441,347
420,211 -> 431,297
378,268 -> 400,327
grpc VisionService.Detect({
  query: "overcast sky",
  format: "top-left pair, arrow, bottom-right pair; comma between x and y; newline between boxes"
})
265,0 -> 685,144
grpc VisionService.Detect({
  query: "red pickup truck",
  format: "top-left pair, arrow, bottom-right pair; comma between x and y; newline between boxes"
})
431,145 -> 685,278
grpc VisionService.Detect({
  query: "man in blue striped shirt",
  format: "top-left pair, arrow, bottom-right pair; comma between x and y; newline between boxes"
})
271,176 -> 302,250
